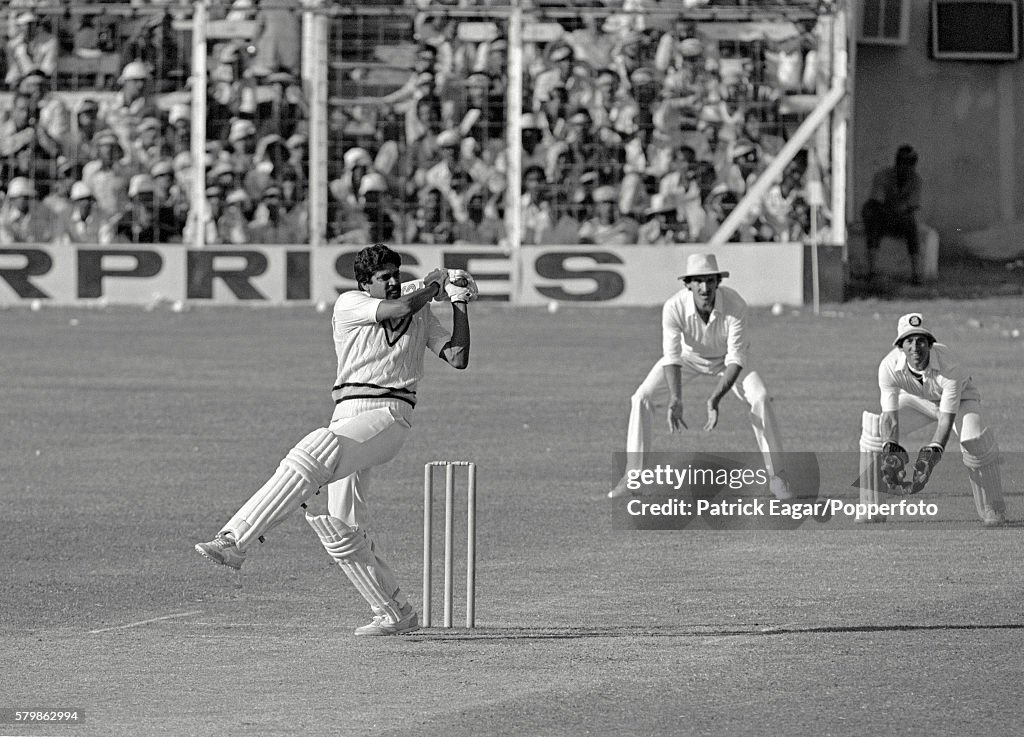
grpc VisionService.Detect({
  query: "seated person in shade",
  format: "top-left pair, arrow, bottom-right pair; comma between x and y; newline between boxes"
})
109,175 -> 179,244
862,144 -> 924,283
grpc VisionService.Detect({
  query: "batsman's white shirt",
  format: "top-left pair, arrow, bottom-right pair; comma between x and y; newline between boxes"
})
662,285 -> 749,372
330,290 -> 451,420
878,343 -> 980,415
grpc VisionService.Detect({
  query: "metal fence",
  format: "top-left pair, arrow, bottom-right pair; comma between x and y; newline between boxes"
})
0,1 -> 844,250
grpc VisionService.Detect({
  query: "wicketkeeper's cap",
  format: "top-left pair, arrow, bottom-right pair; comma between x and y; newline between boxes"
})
678,253 -> 729,280
893,312 -> 935,346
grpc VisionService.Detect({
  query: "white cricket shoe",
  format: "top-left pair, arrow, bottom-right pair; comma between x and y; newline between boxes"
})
195,534 -> 247,570
354,603 -> 419,637
607,475 -> 632,499
768,475 -> 795,500
982,509 -> 1007,527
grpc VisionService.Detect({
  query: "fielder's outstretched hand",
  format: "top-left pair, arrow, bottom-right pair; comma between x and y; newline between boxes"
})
880,441 -> 911,494
910,443 -> 943,493
703,399 -> 719,432
668,399 -> 687,432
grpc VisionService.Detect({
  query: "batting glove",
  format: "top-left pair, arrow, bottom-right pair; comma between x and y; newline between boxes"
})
910,443 -> 943,493
423,268 -> 449,301
880,441 -> 910,494
446,269 -> 479,301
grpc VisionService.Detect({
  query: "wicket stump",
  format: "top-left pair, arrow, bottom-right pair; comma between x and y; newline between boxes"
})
423,461 -> 477,628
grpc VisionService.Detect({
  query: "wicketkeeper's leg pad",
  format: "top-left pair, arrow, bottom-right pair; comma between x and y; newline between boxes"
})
225,428 -> 342,549
306,513 -> 405,622
857,412 -> 885,522
960,429 -> 1006,519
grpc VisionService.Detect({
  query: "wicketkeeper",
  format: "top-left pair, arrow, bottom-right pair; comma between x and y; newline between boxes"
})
857,312 -> 1007,525
195,243 -> 478,635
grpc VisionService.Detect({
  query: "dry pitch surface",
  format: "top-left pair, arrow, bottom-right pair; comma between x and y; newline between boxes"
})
2,297 -> 1024,737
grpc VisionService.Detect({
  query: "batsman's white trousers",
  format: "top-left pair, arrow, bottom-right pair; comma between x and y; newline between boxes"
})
325,397 -> 413,527
889,394 -> 984,442
625,356 -> 785,477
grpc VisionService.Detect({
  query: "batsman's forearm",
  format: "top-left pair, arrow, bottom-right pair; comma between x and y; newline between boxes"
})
710,364 -> 742,404
444,302 -> 470,369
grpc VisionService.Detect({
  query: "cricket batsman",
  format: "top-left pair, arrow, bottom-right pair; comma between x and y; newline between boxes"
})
195,243 -> 477,635
857,312 -> 1007,525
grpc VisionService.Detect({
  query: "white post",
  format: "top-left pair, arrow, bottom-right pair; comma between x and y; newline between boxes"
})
506,5 -> 524,300
190,0 -> 209,249
304,2 -> 329,247
708,82 -> 846,247
831,0 -> 850,257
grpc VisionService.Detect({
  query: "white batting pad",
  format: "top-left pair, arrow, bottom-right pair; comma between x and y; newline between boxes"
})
960,429 -> 1006,518
306,514 -> 404,621
225,428 -> 341,549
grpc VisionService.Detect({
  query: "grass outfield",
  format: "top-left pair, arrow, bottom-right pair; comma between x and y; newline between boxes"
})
2,297 -> 1023,737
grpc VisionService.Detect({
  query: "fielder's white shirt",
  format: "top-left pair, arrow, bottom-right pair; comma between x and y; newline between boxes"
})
330,290 -> 450,409
662,285 -> 749,371
877,343 -> 980,415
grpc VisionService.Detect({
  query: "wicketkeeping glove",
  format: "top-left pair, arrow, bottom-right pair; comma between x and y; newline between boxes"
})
910,443 -> 943,494
880,441 -> 911,494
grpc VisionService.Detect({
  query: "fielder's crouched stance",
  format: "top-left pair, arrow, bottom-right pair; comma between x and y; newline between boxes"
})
195,244 -> 477,635
857,313 -> 1006,526
610,253 -> 797,500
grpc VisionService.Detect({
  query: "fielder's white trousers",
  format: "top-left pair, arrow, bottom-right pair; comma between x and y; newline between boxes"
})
626,356 -> 785,477
890,394 -> 983,443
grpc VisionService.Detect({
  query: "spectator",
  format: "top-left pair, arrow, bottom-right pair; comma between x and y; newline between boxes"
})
82,129 -> 131,218
520,113 -> 548,173
65,99 -> 103,170
42,159 -> 77,220
244,133 -> 293,205
101,61 -> 159,155
453,188 -> 505,246
543,191 -> 583,246
0,91 -> 61,165
284,133 -> 308,186
55,181 -> 105,245
251,3 -> 301,79
459,71 -> 505,158
226,118 -> 258,178
334,171 -> 402,245
406,187 -> 454,246
218,188 -> 253,245
578,184 -> 639,245
130,117 -> 167,175
183,184 -> 224,245
110,174 -> 179,244
17,71 -> 68,156
123,12 -> 185,93
862,144 -> 923,283
151,160 -> 188,240
638,193 -> 691,245
259,70 -> 308,142
0,177 -> 55,245
167,104 -> 191,156
521,164 -> 552,246
4,12 -> 59,88
248,184 -> 304,244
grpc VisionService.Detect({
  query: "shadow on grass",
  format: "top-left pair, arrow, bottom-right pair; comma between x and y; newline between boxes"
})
408,622 -> 1024,641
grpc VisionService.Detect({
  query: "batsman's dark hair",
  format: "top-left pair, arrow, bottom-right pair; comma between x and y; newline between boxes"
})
354,243 -> 401,286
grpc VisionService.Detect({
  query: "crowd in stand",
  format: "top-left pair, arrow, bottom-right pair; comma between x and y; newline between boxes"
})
0,1 -> 307,245
1,1 -> 829,247
334,4 -> 830,247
